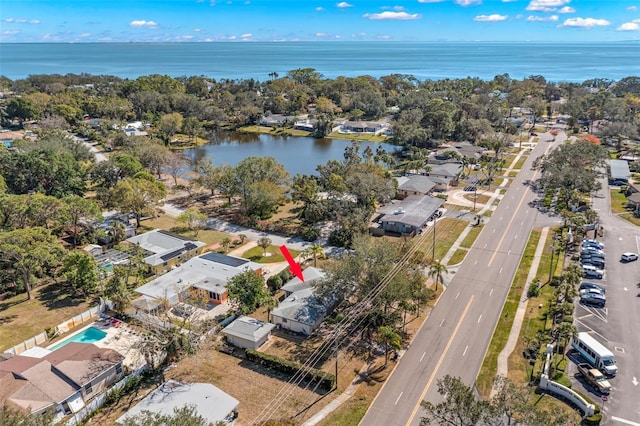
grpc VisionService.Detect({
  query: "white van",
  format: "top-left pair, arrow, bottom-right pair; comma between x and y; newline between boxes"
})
582,264 -> 603,279
573,332 -> 618,376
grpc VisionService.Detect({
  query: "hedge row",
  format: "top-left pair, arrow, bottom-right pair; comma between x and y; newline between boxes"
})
246,349 -> 336,391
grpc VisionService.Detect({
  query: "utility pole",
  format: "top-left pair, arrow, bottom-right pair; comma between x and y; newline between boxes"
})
548,242 -> 555,283
432,215 -> 437,262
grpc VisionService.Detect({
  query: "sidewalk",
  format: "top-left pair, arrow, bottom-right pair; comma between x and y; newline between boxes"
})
490,226 -> 549,397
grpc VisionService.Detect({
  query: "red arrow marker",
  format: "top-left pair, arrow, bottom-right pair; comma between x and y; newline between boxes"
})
279,245 -> 304,282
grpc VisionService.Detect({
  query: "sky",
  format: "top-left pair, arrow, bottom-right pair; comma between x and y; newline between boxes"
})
1,0 -> 640,43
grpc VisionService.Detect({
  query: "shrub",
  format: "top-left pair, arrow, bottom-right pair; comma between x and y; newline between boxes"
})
527,285 -> 540,298
245,350 -> 335,391
267,275 -> 283,293
301,227 -> 320,242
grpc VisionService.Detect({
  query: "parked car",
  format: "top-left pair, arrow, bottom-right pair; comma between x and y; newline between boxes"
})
582,264 -> 604,279
580,293 -> 606,307
583,239 -> 605,249
621,252 -> 638,262
580,288 -> 604,297
580,282 -> 606,294
581,258 -> 605,269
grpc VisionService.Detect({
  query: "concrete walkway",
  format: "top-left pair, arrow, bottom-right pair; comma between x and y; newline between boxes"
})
490,226 -> 549,397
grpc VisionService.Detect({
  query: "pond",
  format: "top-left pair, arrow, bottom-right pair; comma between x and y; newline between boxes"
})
182,131 -> 399,176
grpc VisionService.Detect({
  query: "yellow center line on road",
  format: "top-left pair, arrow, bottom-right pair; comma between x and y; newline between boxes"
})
406,296 -> 474,426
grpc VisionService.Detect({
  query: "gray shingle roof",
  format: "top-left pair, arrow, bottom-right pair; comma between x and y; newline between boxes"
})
222,316 -> 275,342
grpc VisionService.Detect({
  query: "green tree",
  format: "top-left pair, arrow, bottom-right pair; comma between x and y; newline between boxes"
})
261,295 -> 279,321
0,227 -> 64,300
376,325 -> 402,367
303,244 -> 325,268
109,175 -> 167,227
0,403 -> 54,426
158,112 -> 184,146
120,404 -> 216,426
226,269 -> 269,314
257,237 -> 272,256
221,237 -> 232,252
428,261 -> 448,292
178,207 -> 207,237
60,251 -> 100,297
234,156 -> 290,216
6,97 -> 38,122
61,195 -> 102,248
104,265 -> 133,315
246,180 -> 285,219
421,375 -> 489,426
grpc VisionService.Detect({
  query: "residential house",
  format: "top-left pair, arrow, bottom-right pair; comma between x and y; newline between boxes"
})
222,316 -> 276,350
126,229 -> 206,275
377,195 -> 444,236
608,159 -> 631,183
293,118 -> 317,132
339,120 -> 387,135
259,114 -> 295,127
436,142 -> 486,162
116,380 -> 239,425
0,343 -> 124,418
132,251 -> 263,311
395,175 -> 436,199
270,268 -> 334,336
280,267 -> 327,296
425,163 -> 463,188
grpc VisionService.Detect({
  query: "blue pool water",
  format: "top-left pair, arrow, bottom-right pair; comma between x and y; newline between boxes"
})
50,326 -> 107,351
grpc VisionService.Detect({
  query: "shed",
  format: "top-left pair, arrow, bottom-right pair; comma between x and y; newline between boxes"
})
116,380 -> 239,424
222,316 -> 276,350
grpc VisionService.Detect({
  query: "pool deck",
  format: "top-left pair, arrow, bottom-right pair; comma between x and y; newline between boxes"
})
45,321 -> 145,369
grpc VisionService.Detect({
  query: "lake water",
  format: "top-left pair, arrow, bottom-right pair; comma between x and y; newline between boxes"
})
182,131 -> 398,176
3,42 -> 639,82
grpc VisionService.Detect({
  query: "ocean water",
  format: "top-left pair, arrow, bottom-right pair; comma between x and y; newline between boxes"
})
1,41 -> 639,82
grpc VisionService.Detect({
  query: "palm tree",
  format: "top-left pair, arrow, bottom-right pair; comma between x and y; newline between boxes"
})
428,261 -> 448,292
107,221 -> 127,246
376,326 -> 402,367
221,237 -> 232,252
553,322 -> 577,360
257,237 -> 272,256
238,234 -> 247,244
261,295 -> 278,322
304,244 -> 326,267
398,300 -> 416,332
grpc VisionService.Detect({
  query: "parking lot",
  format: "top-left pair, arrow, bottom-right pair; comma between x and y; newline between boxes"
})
568,187 -> 640,424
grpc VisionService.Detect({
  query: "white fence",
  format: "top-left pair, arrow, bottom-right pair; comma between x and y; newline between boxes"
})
3,303 -> 106,355
64,364 -> 148,426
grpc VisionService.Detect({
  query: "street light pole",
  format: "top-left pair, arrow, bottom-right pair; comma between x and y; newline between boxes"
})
548,243 -> 555,283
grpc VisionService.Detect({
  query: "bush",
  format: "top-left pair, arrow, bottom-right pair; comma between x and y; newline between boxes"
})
245,350 -> 335,391
267,275 -> 283,293
328,228 -> 352,247
527,285 -> 540,298
301,226 -> 320,242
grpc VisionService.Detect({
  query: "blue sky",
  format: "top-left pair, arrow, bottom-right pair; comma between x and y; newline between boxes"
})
1,0 -> 639,43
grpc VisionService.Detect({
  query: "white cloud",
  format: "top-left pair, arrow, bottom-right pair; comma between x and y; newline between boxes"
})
456,0 -> 482,5
363,11 -> 422,20
558,6 -> 575,13
194,28 -> 201,32
627,6 -> 638,11
315,32 -> 341,39
526,14 -> 558,21
129,20 -> 158,28
5,17 -> 40,24
417,0 -> 445,2
526,0 -> 569,11
241,33 -> 252,40
559,17 -> 610,28
394,5 -> 405,11
502,0 -> 517,2
337,2 -> 353,7
98,37 -> 112,41
316,6 -> 324,11
618,19 -> 640,31
474,14 -> 508,21
377,34 -> 391,39
2,30 -> 20,35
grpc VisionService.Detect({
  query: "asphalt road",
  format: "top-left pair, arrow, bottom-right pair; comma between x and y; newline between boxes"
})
569,181 -> 640,425
361,133 -> 562,426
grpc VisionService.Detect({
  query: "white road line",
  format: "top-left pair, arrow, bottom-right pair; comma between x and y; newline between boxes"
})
499,267 -> 503,274
577,314 -> 593,320
420,352 -> 426,362
463,346 -> 468,357
455,292 -> 460,300
477,315 -> 482,323
484,244 -> 488,249
514,234 -> 518,239
474,260 -> 478,265
489,288 -> 494,296
439,318 -> 445,327
610,417 -> 640,426
395,392 -> 403,405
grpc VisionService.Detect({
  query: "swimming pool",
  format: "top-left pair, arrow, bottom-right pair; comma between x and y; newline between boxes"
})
50,326 -> 107,351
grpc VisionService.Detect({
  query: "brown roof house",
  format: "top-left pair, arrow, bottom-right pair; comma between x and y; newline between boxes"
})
0,343 -> 124,419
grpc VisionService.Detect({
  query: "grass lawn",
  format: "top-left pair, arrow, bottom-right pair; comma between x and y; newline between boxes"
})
609,189 -> 640,226
139,215 -> 231,247
448,248 -> 468,266
427,218 -> 469,262
513,155 -> 528,170
0,284 -> 94,351
476,229 -> 541,398
460,224 -> 483,249
326,131 -> 389,143
243,245 -> 300,263
462,193 -> 491,206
